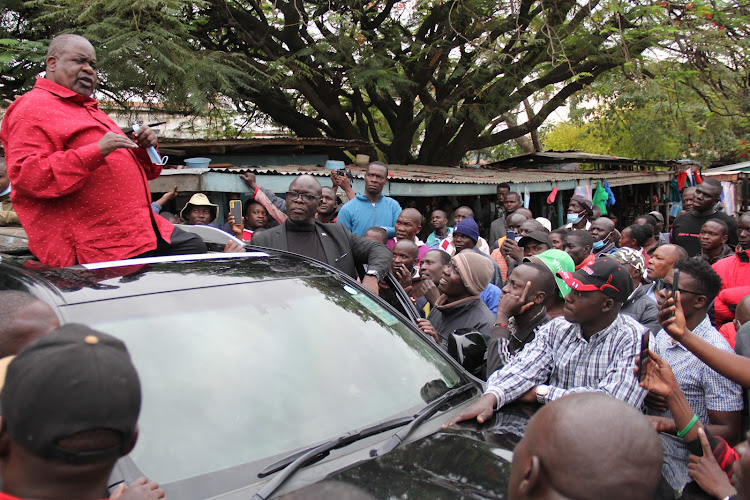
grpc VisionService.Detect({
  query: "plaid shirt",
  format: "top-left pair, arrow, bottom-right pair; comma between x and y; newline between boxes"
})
649,315 -> 743,490
486,314 -> 648,409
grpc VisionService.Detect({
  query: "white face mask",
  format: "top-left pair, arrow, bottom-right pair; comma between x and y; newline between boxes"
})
0,182 -> 10,197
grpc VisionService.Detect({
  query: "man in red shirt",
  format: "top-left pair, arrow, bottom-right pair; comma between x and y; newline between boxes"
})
0,34 -> 205,267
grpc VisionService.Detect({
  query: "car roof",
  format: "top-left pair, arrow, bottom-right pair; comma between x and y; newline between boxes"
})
0,249 -> 343,306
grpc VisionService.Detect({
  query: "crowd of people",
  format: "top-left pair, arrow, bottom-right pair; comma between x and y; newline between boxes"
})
4,33 -> 750,499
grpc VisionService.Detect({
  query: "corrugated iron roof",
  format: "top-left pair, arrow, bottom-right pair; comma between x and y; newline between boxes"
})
486,151 -> 680,168
167,163 -> 671,186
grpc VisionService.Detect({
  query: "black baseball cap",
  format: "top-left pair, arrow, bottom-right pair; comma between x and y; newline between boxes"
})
519,231 -> 553,249
556,256 -> 633,303
0,324 -> 141,464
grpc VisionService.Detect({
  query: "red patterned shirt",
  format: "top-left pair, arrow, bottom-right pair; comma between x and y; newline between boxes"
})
0,78 -> 173,266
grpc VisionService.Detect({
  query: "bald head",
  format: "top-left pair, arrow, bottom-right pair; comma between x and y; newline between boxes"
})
47,34 -> 92,58
509,393 -> 662,500
736,296 -> 750,326
514,208 -> 533,219
454,206 -> 474,224
287,175 -> 322,225
45,34 -> 98,97
0,292 -> 60,359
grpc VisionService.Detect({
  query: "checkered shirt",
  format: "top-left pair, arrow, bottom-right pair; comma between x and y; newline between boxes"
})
485,314 -> 648,409
649,315 -> 743,490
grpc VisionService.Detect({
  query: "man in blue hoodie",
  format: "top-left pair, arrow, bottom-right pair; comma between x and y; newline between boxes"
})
337,161 -> 402,237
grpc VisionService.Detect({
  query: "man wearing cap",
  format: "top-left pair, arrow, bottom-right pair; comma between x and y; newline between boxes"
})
524,249 -> 575,319
611,247 -> 660,334
0,323 -> 164,499
648,210 -> 671,243
486,261 -> 555,378
441,206 -> 491,256
518,231 -> 552,259
417,252 -> 495,352
180,193 -> 219,226
564,195 -> 594,231
0,34 -> 205,266
445,256 -> 648,424
589,217 -> 617,257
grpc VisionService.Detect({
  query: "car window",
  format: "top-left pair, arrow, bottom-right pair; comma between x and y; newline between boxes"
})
64,276 -> 463,487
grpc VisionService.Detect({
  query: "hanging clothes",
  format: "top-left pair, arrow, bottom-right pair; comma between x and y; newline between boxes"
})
593,181 -> 609,216
603,181 -> 616,207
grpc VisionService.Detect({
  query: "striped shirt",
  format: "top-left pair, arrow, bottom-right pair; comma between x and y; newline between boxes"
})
485,314 -> 648,409
649,315 -> 743,490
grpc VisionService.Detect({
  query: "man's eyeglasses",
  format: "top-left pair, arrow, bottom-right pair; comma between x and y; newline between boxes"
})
286,191 -> 320,203
655,279 -> 701,296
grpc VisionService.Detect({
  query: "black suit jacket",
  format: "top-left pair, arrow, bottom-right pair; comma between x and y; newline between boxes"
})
251,221 -> 392,281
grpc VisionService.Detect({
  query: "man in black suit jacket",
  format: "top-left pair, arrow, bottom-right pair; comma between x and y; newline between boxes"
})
251,175 -> 392,295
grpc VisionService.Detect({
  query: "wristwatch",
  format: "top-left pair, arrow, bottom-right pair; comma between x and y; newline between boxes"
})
536,384 -> 550,404
365,269 -> 380,281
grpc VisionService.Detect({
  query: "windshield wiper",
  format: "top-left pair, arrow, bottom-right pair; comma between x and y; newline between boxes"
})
369,382 -> 476,457
252,382 -> 477,500
252,417 -> 412,500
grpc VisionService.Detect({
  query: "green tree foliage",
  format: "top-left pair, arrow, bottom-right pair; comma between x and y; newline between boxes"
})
0,0 -> 691,164
543,61 -> 747,164
653,0 -> 750,124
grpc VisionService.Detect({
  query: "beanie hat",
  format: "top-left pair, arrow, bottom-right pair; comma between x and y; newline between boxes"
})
453,252 -> 493,296
454,216 -> 480,243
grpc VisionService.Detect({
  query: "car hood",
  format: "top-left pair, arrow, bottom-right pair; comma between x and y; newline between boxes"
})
281,411 -> 530,500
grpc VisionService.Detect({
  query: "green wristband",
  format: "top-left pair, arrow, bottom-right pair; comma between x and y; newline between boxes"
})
677,414 -> 699,438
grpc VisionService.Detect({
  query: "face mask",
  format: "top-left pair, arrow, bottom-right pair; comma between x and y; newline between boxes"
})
567,212 -> 583,224
592,231 -> 612,250
0,183 -> 10,197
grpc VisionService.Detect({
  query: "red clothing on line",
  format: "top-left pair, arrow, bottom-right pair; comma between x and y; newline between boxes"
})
0,78 -> 173,267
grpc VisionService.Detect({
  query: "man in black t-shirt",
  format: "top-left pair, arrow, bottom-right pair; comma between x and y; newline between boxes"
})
671,179 -> 737,257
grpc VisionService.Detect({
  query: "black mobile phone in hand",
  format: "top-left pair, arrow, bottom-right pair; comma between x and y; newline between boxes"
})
506,230 -> 516,241
229,200 -> 242,223
638,331 -> 649,382
670,269 -> 681,317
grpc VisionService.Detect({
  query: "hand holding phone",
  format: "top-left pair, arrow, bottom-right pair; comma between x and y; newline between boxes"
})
670,269 -> 680,318
229,200 -> 243,225
638,331 -> 649,382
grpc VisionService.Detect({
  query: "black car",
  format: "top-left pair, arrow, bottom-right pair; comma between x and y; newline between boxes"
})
0,243 -> 529,499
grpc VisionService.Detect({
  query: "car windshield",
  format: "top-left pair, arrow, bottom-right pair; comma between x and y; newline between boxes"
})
66,276 -> 463,485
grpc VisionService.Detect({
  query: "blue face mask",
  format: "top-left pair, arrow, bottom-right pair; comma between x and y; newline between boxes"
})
567,212 -> 583,224
592,231 -> 612,250
0,183 -> 10,197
